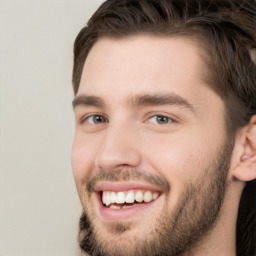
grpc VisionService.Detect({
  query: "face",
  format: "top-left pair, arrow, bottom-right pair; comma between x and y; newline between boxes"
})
72,36 -> 232,256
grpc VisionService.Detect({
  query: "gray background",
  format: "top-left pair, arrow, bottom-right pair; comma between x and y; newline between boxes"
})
0,1 -> 103,255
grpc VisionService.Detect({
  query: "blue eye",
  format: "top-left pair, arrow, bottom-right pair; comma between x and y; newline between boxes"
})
149,115 -> 172,124
86,115 -> 107,124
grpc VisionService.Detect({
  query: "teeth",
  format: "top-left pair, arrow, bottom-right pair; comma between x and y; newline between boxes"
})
102,190 -> 160,206
116,192 -> 126,204
110,192 -> 116,203
135,191 -> 143,203
144,191 -> 152,203
153,192 -> 159,200
122,205 -> 133,209
110,205 -> 121,209
102,192 -> 106,205
106,192 -> 111,206
125,191 -> 135,203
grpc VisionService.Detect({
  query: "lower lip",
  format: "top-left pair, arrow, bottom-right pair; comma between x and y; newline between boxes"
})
96,194 -> 161,221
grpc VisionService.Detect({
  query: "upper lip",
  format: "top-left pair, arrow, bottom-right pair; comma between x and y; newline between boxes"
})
94,181 -> 163,193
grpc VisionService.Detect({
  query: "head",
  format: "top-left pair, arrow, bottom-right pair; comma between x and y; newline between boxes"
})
71,1 -> 256,255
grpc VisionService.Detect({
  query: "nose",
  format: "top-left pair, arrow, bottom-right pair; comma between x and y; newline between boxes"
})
95,122 -> 141,171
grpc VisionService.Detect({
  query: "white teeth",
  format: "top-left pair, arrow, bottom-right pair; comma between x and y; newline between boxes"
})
102,190 -> 160,206
106,192 -> 111,206
153,192 -> 159,200
116,192 -> 126,204
122,205 -> 133,209
144,190 -> 153,203
102,192 -> 106,205
125,191 -> 135,203
110,192 -> 116,203
109,205 -> 121,209
135,191 -> 144,203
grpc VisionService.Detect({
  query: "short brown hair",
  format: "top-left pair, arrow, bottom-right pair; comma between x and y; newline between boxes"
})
72,0 -> 256,255
73,0 -> 256,131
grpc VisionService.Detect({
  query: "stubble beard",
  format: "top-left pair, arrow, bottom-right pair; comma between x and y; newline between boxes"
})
78,141 -> 233,256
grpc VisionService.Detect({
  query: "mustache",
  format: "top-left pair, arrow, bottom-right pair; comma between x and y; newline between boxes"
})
86,168 -> 170,193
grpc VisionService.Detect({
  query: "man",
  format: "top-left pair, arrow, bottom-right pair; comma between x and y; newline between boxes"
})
71,0 -> 256,255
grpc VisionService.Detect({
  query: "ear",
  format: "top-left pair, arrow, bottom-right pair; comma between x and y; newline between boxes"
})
232,115 -> 256,182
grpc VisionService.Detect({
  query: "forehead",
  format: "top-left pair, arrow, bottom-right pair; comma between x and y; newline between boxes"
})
78,35 -> 210,103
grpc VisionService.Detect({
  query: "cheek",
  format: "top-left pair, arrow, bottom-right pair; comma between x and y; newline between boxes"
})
152,145 -> 202,182
142,134 -> 210,208
142,131 -> 209,183
71,135 -> 98,184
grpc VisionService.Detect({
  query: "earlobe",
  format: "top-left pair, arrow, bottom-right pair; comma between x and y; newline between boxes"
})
232,115 -> 256,182
234,155 -> 256,181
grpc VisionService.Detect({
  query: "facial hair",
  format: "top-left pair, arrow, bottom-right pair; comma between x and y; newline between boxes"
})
78,141 -> 233,256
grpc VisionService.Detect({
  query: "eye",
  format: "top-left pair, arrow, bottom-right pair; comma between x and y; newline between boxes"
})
84,115 -> 108,124
148,115 -> 173,124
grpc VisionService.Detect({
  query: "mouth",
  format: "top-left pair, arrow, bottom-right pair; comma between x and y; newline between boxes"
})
94,183 -> 163,221
102,190 -> 160,209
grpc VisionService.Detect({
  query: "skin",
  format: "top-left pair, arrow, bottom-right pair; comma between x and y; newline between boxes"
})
71,36 -> 250,255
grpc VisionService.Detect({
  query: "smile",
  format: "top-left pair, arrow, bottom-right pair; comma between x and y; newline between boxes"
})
94,182 -> 163,221
102,190 -> 160,209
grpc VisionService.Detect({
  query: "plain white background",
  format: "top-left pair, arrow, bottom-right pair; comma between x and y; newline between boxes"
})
0,1 -> 103,255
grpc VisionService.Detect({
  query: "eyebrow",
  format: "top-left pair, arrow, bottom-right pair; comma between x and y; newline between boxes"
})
129,94 -> 194,112
72,93 -> 195,113
72,95 -> 104,109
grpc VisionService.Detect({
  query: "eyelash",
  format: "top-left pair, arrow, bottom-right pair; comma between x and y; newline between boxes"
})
147,115 -> 173,125
80,114 -> 175,125
81,114 -> 108,125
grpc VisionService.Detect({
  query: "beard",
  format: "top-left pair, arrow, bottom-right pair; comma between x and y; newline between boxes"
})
78,140 -> 233,256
